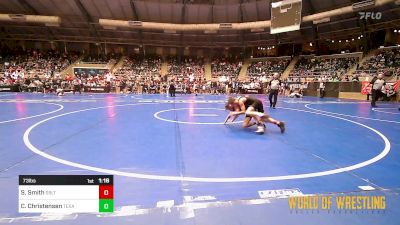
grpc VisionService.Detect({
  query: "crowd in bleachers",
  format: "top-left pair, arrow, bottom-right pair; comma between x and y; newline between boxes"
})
80,53 -> 120,64
211,57 -> 242,81
0,49 -> 82,92
355,47 -> 400,77
361,48 -> 400,70
296,57 -> 357,72
112,55 -> 162,93
245,57 -> 291,86
168,57 -> 205,82
0,48 -> 398,98
247,57 -> 290,76
288,56 -> 359,82
0,50 -> 79,80
129,55 -> 161,76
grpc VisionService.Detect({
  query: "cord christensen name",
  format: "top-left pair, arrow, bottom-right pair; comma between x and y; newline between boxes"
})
28,203 -> 63,209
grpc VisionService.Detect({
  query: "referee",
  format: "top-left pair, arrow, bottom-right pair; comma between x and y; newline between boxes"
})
72,78 -> 82,94
268,73 -> 281,109
370,72 -> 386,108
169,81 -> 176,97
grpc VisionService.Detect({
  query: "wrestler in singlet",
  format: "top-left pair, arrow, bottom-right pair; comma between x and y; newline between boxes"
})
237,96 -> 264,116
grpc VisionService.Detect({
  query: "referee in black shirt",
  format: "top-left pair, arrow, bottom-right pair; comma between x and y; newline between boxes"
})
370,73 -> 386,108
268,73 -> 281,109
169,82 -> 176,97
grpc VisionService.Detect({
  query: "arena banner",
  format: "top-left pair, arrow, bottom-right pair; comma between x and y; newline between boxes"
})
244,88 -> 263,94
0,85 -> 19,92
394,80 -> 400,91
0,86 -> 12,92
84,86 -> 109,93
361,81 -> 371,95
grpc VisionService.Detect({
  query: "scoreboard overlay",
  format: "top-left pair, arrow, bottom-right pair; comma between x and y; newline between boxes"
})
18,175 -> 114,213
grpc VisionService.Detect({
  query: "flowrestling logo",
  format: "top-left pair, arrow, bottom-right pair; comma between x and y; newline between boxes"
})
359,12 -> 382,20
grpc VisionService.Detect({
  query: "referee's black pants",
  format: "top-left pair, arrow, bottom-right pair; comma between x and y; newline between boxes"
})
269,89 -> 279,107
169,88 -> 175,97
73,85 -> 81,94
319,88 -> 325,98
371,89 -> 381,107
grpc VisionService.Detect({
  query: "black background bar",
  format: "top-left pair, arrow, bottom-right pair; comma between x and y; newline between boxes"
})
19,175 -> 113,185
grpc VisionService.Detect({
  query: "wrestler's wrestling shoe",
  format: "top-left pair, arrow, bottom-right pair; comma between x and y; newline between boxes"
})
255,125 -> 265,134
277,121 -> 285,134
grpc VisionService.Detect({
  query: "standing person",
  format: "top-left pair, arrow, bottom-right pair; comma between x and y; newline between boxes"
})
193,82 -> 198,96
366,83 -> 372,101
120,79 -> 127,94
370,73 -> 386,108
268,73 -> 281,109
169,81 -> 176,97
224,96 -> 285,134
72,77 -> 82,94
43,80 -> 52,94
182,83 -> 187,95
211,81 -> 218,95
319,80 -> 325,98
